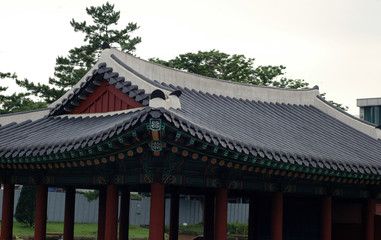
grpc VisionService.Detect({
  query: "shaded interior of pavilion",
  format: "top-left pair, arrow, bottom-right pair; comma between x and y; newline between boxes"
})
1,183 -> 381,240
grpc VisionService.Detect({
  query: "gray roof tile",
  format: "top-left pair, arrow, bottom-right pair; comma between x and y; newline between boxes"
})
152,85 -> 381,173
0,108 -> 151,158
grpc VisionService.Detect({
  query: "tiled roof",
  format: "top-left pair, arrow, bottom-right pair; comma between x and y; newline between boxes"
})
159,85 -> 381,175
0,108 -> 152,158
1,48 -> 381,175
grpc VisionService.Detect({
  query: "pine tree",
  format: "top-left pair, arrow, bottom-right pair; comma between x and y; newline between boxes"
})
14,186 -> 37,227
0,73 -> 46,114
16,2 -> 141,104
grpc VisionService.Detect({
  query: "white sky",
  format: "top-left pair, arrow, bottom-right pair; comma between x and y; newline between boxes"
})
1,0 -> 381,115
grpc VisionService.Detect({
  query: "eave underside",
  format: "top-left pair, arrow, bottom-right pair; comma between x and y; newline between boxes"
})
1,118 -> 381,200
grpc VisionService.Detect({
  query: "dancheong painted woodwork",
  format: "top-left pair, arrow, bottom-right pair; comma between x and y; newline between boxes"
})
1,47 -> 381,240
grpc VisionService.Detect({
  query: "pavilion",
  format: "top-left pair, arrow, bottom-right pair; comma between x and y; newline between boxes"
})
1,47 -> 381,240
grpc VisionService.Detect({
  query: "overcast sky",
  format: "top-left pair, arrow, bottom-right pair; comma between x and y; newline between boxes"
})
1,0 -> 381,115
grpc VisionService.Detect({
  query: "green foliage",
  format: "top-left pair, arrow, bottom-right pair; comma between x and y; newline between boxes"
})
16,2 -> 141,104
320,93 -> 348,111
14,186 -> 37,227
150,50 -> 310,89
81,190 -> 99,202
0,73 -> 47,114
151,50 -> 256,84
131,192 -> 143,200
80,190 -> 143,202
0,92 -> 46,114
227,223 -> 248,236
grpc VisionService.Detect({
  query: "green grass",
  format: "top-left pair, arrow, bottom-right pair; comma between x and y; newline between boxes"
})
1,222 -> 150,238
177,223 -> 204,234
129,225 -> 150,238
2,222 -> 249,239
175,222 -> 249,236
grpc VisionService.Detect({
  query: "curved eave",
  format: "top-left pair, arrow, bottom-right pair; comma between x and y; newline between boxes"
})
157,107 -> 381,177
1,108 -> 380,188
161,118 -> 381,187
0,108 -> 158,161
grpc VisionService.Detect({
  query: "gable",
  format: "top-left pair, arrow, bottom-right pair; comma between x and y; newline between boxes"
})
71,79 -> 144,114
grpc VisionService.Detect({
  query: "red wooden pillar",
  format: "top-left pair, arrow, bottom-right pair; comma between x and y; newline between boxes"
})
248,194 -> 257,240
321,196 -> 332,240
169,192 -> 180,240
105,185 -> 119,240
365,199 -> 375,240
214,189 -> 228,240
119,188 -> 130,240
98,187 -> 107,240
34,185 -> 48,240
204,192 -> 215,240
149,183 -> 165,240
63,186 -> 76,240
271,192 -> 283,240
1,184 -> 15,240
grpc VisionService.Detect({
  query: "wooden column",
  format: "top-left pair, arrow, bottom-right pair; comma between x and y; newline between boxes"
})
34,185 -> 48,240
105,185 -> 119,240
204,192 -> 215,240
271,192 -> 283,240
63,186 -> 76,240
149,183 -> 165,240
248,194 -> 257,240
169,192 -> 180,240
214,189 -> 228,240
1,184 -> 15,240
97,187 -> 107,240
321,196 -> 332,240
119,188 -> 130,240
365,199 -> 375,240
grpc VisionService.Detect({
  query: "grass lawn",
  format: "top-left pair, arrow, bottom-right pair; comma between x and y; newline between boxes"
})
2,222 -> 247,238
0,222 -> 150,238
177,223 -> 203,234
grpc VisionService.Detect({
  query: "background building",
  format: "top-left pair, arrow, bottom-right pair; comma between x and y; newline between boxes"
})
357,98 -> 381,126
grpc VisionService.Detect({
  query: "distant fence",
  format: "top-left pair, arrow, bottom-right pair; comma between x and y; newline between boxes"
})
0,189 -> 249,225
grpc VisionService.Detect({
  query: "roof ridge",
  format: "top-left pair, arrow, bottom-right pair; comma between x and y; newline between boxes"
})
316,95 -> 376,127
105,48 -> 320,106
112,49 -> 319,92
